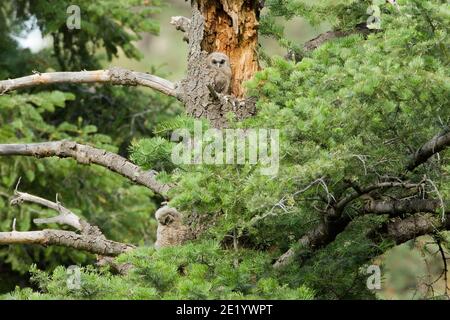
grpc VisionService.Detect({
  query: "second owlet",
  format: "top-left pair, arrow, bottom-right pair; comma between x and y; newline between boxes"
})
154,205 -> 191,249
206,52 -> 232,95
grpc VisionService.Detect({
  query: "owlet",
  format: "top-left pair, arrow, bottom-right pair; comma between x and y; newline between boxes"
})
206,52 -> 232,94
154,205 -> 191,249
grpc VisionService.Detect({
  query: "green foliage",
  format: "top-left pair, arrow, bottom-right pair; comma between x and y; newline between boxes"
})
129,0 -> 449,298
0,91 -> 157,273
2,0 -> 449,300
129,137 -> 175,172
3,241 -> 315,300
278,215 -> 391,299
1,0 -> 183,149
6,0 -> 162,69
264,0 -> 376,29
0,0 -> 181,282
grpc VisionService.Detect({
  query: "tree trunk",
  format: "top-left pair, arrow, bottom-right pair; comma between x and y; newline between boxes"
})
197,0 -> 260,98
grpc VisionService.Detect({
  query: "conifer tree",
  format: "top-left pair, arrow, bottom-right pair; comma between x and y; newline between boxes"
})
0,0 -> 449,299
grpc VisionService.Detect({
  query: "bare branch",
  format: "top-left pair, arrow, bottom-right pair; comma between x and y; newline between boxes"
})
171,16 -> 191,33
9,191 -> 107,237
273,180 -> 421,269
364,199 -> 448,216
335,181 -> 420,212
386,213 -> 450,244
273,214 -> 349,269
0,141 -> 172,197
406,129 -> 450,172
10,191 -> 83,231
2,190 -> 135,256
286,24 -> 373,61
0,230 -> 134,256
171,16 -> 191,42
96,256 -> 134,275
303,24 -> 371,53
436,239 -> 450,297
0,67 -> 178,98
275,127 -> 450,269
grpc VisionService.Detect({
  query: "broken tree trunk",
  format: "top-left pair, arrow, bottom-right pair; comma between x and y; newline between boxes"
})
197,0 -> 260,98
178,2 -> 259,128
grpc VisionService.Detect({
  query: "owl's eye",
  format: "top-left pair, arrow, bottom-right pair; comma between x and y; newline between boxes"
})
212,59 -> 217,64
220,59 -> 225,65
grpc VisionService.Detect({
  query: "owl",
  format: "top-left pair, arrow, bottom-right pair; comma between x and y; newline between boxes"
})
206,52 -> 232,94
154,205 -> 191,249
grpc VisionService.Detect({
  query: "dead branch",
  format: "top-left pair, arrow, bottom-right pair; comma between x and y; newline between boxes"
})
406,129 -> 450,172
333,181 -> 420,214
303,24 -> 371,53
386,213 -> 450,244
436,239 -> 450,297
170,16 -> 191,42
0,140 -> 172,197
273,181 -> 421,269
286,24 -> 373,62
9,191 -> 105,237
11,192 -> 83,231
0,67 -> 178,98
364,199 -> 448,216
1,191 -> 134,256
0,230 -> 133,256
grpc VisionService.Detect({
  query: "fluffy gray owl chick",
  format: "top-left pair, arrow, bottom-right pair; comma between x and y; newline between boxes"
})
154,205 -> 191,249
206,52 -> 232,94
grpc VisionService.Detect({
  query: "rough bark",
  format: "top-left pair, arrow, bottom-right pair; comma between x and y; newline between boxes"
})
0,230 -> 133,256
0,3 -> 262,129
386,213 -> 450,244
0,68 -> 177,97
1,191 -> 135,256
178,5 -> 256,128
303,23 -> 371,53
0,141 -> 171,197
273,214 -> 350,269
197,0 -> 260,98
364,199 -> 447,216
285,23 -> 373,62
273,181 -> 421,268
406,129 -> 450,172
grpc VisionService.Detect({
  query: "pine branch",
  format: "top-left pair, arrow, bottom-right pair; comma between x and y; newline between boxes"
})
273,181 -> 421,269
